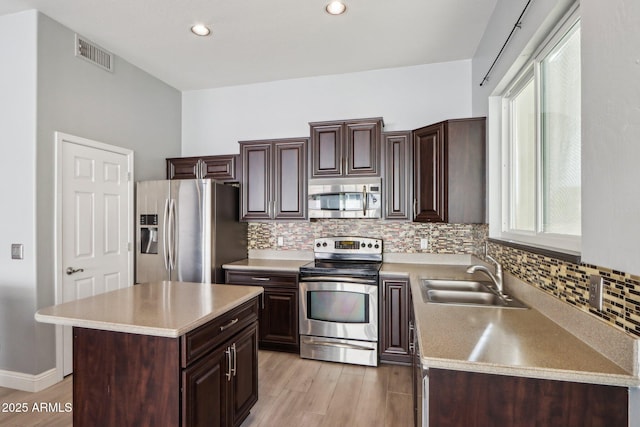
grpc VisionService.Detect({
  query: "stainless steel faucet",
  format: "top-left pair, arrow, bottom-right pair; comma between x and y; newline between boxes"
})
466,255 -> 503,294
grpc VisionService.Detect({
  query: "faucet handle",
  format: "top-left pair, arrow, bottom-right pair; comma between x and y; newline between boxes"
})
486,255 -> 501,272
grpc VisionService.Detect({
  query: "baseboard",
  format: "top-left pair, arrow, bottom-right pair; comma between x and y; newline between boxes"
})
0,367 -> 61,392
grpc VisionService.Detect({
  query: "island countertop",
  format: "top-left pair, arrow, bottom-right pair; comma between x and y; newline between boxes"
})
35,281 -> 263,338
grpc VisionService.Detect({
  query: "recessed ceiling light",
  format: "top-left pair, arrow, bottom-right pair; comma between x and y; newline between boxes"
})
326,1 -> 347,15
191,24 -> 211,37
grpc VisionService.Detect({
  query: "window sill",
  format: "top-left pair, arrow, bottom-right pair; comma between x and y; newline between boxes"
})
488,238 -> 581,265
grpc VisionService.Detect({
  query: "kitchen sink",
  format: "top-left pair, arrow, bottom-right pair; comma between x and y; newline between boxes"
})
419,279 -> 528,309
421,279 -> 492,292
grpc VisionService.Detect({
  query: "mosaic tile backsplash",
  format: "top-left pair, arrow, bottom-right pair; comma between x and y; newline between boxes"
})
248,219 -> 487,255
249,219 -> 640,340
488,242 -> 640,339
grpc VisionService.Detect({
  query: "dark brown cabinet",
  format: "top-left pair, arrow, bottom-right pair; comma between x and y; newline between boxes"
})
428,368 -> 628,427
383,131 -> 412,220
310,117 -> 383,178
380,276 -> 411,364
73,297 -> 259,427
166,155 -> 239,182
225,270 -> 299,353
413,117 -> 486,223
239,138 -> 307,221
182,300 -> 259,427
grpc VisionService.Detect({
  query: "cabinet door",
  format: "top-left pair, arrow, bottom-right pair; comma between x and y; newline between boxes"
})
380,278 -> 411,363
310,123 -> 343,177
345,121 -> 381,176
447,118 -> 486,223
260,287 -> 299,352
201,155 -> 238,182
182,344 -> 229,427
230,323 -> 259,427
167,157 -> 201,180
240,143 -> 271,220
273,140 -> 307,220
413,122 -> 447,222
383,132 -> 412,219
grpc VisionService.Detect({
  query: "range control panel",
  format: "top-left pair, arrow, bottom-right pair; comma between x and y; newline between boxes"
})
313,237 -> 382,255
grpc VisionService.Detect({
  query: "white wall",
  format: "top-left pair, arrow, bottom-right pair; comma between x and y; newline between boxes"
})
580,0 -> 640,275
182,61 -> 473,156
0,10 -> 39,375
0,11 -> 182,380
31,13 -> 182,375
472,0 -> 640,276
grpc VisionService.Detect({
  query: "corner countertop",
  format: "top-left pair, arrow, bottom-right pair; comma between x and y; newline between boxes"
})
223,258 -> 309,272
35,281 -> 263,338
381,263 -> 639,387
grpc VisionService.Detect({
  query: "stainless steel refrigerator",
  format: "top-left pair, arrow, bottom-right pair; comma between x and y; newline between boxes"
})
136,179 -> 247,284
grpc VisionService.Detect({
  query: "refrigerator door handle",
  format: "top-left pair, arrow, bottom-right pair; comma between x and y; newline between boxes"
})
162,198 -> 170,271
168,198 -> 177,270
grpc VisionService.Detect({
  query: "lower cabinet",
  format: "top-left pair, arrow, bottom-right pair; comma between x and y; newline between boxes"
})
380,276 -> 411,364
225,270 -> 300,353
428,369 -> 628,427
182,322 -> 258,427
72,298 -> 259,427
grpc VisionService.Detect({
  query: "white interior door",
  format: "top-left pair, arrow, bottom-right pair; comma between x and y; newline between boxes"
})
57,133 -> 133,376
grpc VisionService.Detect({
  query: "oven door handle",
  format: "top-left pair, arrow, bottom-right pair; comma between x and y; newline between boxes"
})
300,276 -> 376,285
303,338 -> 376,351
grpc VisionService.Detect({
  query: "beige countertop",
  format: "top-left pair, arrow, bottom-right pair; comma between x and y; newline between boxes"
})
381,263 -> 639,387
223,258 -> 309,272
228,255 -> 639,387
35,281 -> 263,338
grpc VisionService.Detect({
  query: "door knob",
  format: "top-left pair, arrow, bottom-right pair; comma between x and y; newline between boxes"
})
66,267 -> 84,275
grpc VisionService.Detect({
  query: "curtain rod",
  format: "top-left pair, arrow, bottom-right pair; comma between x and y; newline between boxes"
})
479,0 -> 533,87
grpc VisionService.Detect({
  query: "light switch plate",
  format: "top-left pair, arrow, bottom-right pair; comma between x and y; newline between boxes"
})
11,244 -> 24,260
588,274 -> 603,310
277,236 -> 284,246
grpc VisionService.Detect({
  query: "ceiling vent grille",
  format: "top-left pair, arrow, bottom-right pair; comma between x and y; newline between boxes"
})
75,34 -> 113,72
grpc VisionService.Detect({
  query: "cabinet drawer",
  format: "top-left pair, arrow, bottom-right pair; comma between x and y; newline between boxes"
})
225,270 -> 298,288
181,298 -> 259,367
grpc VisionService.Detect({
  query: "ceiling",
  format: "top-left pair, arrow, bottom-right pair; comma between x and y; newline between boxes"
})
0,0 -> 497,91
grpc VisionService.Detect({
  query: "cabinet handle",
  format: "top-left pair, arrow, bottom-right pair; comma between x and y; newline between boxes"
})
251,277 -> 270,282
408,321 -> 415,354
225,347 -> 232,381
198,159 -> 205,179
413,199 -> 418,218
231,343 -> 237,377
219,318 -> 239,332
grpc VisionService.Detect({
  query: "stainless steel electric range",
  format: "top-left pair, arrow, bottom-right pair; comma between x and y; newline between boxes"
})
299,236 -> 382,367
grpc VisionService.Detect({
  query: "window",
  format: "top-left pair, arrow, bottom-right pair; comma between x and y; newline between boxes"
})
501,10 -> 581,251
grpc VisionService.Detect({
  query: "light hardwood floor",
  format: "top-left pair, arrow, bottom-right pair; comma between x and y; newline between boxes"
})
0,351 -> 412,427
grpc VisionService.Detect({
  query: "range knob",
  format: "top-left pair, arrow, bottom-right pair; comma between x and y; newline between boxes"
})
316,242 -> 321,247
322,242 -> 328,247
367,243 -> 372,248
361,243 -> 366,248
374,244 -> 379,249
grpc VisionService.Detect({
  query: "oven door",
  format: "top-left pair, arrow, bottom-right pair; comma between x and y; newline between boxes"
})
299,278 -> 378,342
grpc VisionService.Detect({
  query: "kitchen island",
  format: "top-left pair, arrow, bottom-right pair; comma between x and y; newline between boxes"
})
35,281 -> 263,427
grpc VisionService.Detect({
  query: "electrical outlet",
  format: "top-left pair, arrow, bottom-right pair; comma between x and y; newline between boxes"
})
277,236 -> 284,246
588,274 -> 604,310
420,238 -> 429,250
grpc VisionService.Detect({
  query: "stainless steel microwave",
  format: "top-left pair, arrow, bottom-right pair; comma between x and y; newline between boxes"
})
308,178 -> 382,218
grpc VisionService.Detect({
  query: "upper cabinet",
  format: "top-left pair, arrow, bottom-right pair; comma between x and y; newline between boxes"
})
166,155 -> 239,182
383,131 -> 412,220
413,118 -> 486,223
239,138 -> 308,221
309,117 -> 383,178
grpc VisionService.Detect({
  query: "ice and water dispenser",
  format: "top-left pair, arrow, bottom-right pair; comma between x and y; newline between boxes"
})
139,214 -> 158,254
